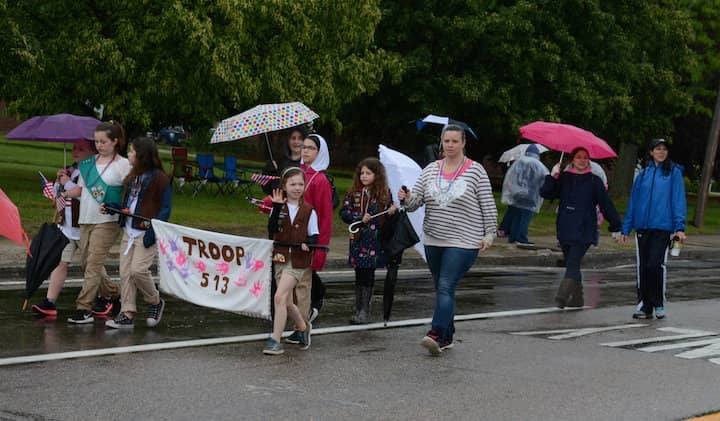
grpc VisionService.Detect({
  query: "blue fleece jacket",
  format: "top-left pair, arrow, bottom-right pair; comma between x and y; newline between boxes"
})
621,161 -> 686,235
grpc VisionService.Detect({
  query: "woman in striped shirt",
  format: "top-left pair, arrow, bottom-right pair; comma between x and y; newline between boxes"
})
398,124 -> 498,356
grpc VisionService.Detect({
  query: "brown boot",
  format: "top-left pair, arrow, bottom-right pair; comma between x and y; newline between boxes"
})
555,278 -> 575,309
566,282 -> 584,307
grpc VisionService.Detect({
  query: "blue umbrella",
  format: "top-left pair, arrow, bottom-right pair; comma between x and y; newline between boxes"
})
415,114 -> 478,140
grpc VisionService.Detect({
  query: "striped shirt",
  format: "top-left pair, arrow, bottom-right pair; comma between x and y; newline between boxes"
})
405,159 -> 498,249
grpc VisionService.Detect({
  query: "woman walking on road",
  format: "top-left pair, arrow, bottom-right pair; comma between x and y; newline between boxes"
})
540,147 -> 622,309
620,139 -> 686,320
398,124 -> 497,356
103,137 -> 172,329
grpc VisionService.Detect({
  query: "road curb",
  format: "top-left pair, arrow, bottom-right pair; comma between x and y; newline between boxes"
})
1,248 -> 715,284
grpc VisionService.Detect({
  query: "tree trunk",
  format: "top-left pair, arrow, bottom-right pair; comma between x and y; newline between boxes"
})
693,83 -> 720,228
609,142 -> 638,199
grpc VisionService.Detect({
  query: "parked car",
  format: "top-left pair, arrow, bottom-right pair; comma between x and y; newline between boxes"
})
157,126 -> 187,146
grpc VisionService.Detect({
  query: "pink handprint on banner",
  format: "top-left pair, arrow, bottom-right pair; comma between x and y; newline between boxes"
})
175,252 -> 187,267
215,261 -> 229,275
234,275 -> 248,287
249,280 -> 264,297
250,259 -> 264,272
193,259 -> 206,273
158,240 -> 167,255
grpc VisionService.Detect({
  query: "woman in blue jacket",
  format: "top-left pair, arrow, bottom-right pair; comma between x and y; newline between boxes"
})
620,139 -> 686,320
541,147 -> 621,309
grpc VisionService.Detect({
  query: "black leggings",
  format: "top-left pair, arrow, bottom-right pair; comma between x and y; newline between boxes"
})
561,243 -> 591,282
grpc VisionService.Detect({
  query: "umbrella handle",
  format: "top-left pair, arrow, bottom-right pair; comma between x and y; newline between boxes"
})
104,206 -> 153,223
348,208 -> 394,234
273,241 -> 329,251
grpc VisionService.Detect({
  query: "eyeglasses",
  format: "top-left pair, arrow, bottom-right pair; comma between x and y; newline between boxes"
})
302,145 -> 318,151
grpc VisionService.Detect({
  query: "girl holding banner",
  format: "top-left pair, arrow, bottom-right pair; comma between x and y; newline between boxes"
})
264,167 -> 318,355
103,137 -> 172,329
63,121 -> 131,324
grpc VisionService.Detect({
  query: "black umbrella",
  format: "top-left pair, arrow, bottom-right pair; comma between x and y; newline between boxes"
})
24,223 -> 69,309
379,207 -> 420,323
415,114 -> 479,140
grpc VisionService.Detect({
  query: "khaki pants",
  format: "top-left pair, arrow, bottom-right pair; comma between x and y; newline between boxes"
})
119,233 -> 159,314
76,222 -> 120,310
293,267 -> 312,320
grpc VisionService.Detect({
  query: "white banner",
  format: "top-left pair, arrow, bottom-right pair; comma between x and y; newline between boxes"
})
152,220 -> 273,320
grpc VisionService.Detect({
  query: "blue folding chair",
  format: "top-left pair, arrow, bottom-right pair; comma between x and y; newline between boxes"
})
218,156 -> 255,196
193,154 -> 222,196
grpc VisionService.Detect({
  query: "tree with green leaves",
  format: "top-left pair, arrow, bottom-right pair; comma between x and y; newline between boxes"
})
0,0 -> 394,140
341,0 -> 696,188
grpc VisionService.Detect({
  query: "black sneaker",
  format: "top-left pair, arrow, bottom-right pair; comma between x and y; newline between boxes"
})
92,296 -> 115,317
105,313 -> 134,329
632,311 -> 653,320
31,298 -> 57,317
146,299 -> 165,327
109,297 -> 122,318
67,309 -> 94,324
308,307 -> 320,323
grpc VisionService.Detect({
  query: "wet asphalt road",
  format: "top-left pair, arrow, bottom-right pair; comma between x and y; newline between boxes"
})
2,258 -> 719,360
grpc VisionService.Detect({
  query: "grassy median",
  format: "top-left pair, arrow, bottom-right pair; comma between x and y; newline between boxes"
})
1,137 -> 718,238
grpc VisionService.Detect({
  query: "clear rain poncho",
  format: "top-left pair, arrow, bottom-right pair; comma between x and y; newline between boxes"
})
501,152 -> 549,212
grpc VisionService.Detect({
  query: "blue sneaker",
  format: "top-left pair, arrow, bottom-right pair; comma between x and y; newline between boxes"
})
263,338 -> 284,355
284,322 -> 312,349
654,307 -> 666,319
299,321 -> 311,350
284,331 -> 303,345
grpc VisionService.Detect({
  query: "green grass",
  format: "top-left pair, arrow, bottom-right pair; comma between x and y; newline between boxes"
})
2,137 -> 719,238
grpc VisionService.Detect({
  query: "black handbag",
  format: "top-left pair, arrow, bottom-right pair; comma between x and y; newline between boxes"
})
381,209 -> 420,257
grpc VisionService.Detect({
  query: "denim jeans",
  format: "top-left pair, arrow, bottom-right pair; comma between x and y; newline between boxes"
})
424,245 -> 479,341
507,206 -> 534,244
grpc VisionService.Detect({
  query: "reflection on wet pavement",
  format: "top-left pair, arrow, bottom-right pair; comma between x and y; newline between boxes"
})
1,259 -> 718,359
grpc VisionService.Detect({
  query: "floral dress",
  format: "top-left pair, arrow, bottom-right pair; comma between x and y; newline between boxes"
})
340,188 -> 392,269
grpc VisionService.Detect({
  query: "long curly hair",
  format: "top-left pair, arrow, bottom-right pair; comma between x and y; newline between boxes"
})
349,157 -> 390,207
124,137 -> 165,184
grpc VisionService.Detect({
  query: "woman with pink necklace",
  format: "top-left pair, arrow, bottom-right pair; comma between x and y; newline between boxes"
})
398,124 -> 498,356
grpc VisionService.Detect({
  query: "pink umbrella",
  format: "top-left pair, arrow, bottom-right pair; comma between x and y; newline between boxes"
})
519,121 -> 617,159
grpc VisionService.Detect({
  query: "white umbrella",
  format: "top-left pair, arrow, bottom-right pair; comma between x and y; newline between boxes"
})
378,145 -> 426,261
498,143 -> 549,163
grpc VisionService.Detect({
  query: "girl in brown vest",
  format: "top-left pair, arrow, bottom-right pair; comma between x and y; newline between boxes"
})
264,167 -> 319,355
102,137 -> 172,329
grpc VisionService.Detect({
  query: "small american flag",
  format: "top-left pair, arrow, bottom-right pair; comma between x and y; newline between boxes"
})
39,171 -> 66,211
250,173 -> 279,186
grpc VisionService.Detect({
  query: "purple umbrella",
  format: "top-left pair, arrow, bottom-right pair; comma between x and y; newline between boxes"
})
6,113 -> 100,166
6,113 -> 100,142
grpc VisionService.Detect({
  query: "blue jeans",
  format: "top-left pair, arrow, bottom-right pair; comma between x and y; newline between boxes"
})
424,246 -> 479,341
507,206 -> 534,244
